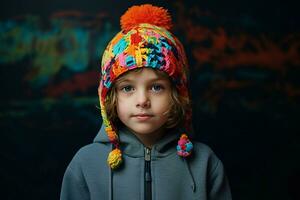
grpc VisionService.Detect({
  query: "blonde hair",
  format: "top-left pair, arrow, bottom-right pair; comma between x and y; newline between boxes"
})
104,68 -> 190,129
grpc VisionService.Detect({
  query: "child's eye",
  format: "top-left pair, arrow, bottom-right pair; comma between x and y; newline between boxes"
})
151,84 -> 164,92
121,85 -> 134,93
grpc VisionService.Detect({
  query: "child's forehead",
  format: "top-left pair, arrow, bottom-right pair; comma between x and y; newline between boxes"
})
116,68 -> 170,82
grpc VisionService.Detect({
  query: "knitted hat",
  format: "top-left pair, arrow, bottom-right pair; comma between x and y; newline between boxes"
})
98,4 -> 193,169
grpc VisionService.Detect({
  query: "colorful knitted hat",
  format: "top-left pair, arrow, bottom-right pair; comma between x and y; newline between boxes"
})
98,4 -> 193,169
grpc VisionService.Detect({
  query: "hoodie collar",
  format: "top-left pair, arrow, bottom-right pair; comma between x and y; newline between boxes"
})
94,124 -> 182,158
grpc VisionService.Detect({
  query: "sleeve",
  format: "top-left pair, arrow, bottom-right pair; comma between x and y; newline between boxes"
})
208,159 -> 232,200
60,161 -> 90,200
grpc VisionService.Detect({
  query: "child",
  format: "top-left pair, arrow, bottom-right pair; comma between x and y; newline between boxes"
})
60,4 -> 232,200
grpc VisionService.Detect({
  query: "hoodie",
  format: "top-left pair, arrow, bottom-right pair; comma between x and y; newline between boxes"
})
60,125 -> 232,200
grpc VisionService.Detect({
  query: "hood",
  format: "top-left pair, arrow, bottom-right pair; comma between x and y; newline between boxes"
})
94,124 -> 182,158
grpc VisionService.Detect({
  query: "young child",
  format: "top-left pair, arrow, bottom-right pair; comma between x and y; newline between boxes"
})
61,4 -> 232,200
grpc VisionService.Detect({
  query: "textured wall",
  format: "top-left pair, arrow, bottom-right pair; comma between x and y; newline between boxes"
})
1,0 -> 299,199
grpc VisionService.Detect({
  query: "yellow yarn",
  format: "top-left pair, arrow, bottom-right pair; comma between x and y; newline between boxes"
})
107,148 -> 123,169
135,48 -> 143,66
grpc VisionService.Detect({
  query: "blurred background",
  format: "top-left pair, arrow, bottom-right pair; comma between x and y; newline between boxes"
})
0,0 -> 299,199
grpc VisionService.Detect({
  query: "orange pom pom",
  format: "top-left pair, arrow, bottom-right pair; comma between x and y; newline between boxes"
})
120,4 -> 172,32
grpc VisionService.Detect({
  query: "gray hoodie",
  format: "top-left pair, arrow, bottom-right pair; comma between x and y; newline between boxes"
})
60,125 -> 232,200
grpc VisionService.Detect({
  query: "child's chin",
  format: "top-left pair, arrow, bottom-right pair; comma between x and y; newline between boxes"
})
130,125 -> 164,136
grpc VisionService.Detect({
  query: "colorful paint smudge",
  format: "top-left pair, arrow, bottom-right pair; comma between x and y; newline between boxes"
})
0,12 -> 117,89
173,3 -> 300,113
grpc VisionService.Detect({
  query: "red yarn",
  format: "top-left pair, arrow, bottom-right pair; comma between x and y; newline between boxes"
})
120,4 -> 172,32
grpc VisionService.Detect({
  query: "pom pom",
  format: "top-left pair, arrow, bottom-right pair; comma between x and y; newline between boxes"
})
107,148 -> 123,169
120,4 -> 172,32
177,134 -> 193,157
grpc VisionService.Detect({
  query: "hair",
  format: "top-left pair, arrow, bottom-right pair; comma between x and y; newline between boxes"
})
104,68 -> 190,130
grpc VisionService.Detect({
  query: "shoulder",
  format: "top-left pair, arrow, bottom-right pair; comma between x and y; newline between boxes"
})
191,143 -> 232,198
192,141 -> 217,159
190,141 -> 223,174
78,142 -> 110,156
61,143 -> 111,198
68,142 -> 111,170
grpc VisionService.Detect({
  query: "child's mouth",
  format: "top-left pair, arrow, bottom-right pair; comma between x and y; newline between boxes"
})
132,114 -> 154,121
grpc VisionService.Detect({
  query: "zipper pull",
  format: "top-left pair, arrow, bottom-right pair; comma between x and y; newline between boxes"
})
144,147 -> 151,161
144,147 -> 152,183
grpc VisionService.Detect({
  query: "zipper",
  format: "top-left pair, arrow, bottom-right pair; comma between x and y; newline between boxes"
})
144,147 -> 152,200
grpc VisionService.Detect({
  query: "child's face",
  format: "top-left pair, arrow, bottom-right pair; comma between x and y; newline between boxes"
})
116,68 -> 172,146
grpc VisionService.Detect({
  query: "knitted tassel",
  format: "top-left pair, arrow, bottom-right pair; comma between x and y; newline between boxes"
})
177,134 -> 193,157
107,148 -> 123,169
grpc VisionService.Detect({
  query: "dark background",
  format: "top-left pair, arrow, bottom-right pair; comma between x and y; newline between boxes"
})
0,0 -> 299,199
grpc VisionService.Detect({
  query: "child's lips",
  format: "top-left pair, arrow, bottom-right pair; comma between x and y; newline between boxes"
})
132,113 -> 154,121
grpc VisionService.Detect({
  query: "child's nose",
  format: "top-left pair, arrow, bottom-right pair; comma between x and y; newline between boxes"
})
136,90 -> 150,108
